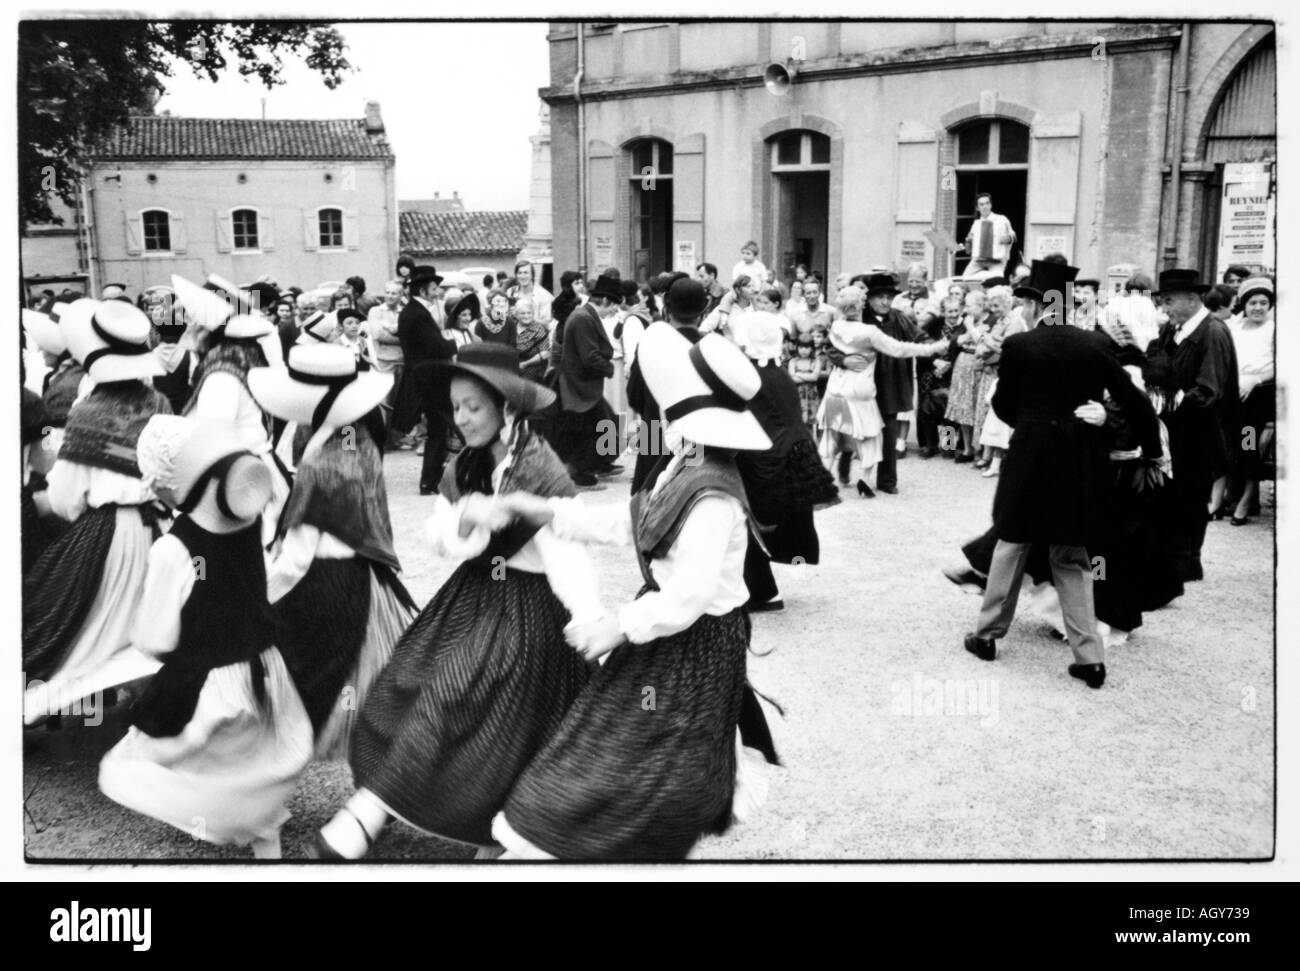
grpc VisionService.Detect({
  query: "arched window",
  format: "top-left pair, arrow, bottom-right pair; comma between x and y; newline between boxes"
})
232,208 -> 259,250
141,209 -> 171,252
951,119 -> 1029,275
626,138 -> 673,280
768,130 -> 830,282
318,207 -> 344,249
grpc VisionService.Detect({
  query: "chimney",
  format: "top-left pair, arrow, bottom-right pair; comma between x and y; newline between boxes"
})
453,190 -> 460,201
434,191 -> 440,200
364,100 -> 384,134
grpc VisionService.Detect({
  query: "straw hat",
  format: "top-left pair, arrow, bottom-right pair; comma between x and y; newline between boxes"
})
637,326 -> 770,451
59,298 -> 166,383
742,310 -> 786,365
22,308 -> 67,356
296,311 -> 335,344
247,344 -> 392,429
172,274 -> 233,331
137,414 -> 271,520
420,341 -> 555,416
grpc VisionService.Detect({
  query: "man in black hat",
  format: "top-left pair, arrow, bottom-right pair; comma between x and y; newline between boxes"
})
863,272 -> 921,492
1144,268 -> 1239,582
557,273 -> 619,486
399,265 -> 457,493
963,260 -> 1164,689
626,277 -> 710,492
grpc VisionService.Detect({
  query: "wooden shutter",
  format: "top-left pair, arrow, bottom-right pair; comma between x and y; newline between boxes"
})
344,209 -> 360,250
303,210 -> 319,251
124,212 -> 142,255
260,212 -> 275,252
894,122 -> 939,272
1026,112 -> 1082,260
215,211 -> 233,252
588,139 -> 616,273
672,133 -> 706,273
170,212 -> 187,253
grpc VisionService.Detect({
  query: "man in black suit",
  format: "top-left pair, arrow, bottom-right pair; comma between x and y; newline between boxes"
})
963,261 -> 1164,689
557,274 -> 619,486
864,273 -> 921,492
399,264 -> 457,494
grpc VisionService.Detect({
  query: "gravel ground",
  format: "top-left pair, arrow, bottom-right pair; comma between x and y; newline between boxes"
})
23,445 -> 1275,863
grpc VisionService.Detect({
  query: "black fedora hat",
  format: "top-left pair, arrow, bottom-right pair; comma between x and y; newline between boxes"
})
1013,259 -> 1080,302
408,265 -> 443,289
420,341 -> 556,416
589,274 -> 624,303
863,272 -> 900,296
1152,268 -> 1211,297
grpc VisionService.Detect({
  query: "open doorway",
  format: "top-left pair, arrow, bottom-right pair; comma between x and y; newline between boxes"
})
774,172 -> 829,284
628,139 -> 673,282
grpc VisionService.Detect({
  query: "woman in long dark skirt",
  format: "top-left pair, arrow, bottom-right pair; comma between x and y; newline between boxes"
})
310,343 -> 597,859
489,328 -> 781,861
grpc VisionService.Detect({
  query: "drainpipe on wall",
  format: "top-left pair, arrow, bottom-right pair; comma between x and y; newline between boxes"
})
575,23 -> 587,276
1165,22 -> 1192,269
80,171 -> 99,296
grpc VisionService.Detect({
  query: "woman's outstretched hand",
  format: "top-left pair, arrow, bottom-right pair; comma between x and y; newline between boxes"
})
564,613 -> 626,662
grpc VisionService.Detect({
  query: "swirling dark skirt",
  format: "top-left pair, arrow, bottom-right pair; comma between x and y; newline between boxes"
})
502,606 -> 750,861
274,558 -> 416,755
350,563 -> 590,846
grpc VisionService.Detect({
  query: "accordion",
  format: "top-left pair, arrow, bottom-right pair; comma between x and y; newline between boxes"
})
974,219 -> 995,260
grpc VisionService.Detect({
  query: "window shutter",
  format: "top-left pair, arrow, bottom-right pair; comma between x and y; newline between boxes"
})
344,209 -> 360,250
894,122 -> 939,273
170,212 -> 187,253
124,212 -> 142,255
215,211 -> 233,253
672,133 -> 705,274
1026,113 -> 1082,260
303,211 -> 319,251
260,212 -> 275,252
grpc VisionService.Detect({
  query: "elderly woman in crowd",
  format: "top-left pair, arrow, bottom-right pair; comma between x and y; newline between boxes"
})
513,295 -> 550,384
972,284 -> 1026,477
508,260 -> 553,327
943,288 -> 990,462
1225,277 -> 1276,526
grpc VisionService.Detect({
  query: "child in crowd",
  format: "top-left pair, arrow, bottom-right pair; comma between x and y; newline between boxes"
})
789,335 -> 823,433
336,308 -> 374,371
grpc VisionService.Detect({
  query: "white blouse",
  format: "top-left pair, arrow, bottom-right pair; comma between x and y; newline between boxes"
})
1229,316 -> 1275,399
424,452 -> 604,626
546,450 -> 750,645
46,460 -> 154,522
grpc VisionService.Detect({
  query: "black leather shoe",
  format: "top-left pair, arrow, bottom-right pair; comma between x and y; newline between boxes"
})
571,472 -> 598,487
964,633 -> 996,661
746,597 -> 785,613
1068,663 -> 1106,689
879,485 -> 898,495
953,452 -> 974,464
856,480 -> 875,498
920,446 -> 938,459
419,482 -> 435,496
1230,515 -> 1249,526
943,566 -> 987,591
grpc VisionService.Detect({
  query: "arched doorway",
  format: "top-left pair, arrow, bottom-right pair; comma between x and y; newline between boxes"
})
768,130 -> 830,282
1198,34 -> 1275,277
951,118 -> 1029,276
626,138 -> 673,282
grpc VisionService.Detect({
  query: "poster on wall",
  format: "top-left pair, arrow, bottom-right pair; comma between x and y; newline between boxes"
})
900,239 -> 927,265
675,240 -> 696,273
1217,162 -> 1274,277
1035,236 -> 1068,259
593,234 -> 613,273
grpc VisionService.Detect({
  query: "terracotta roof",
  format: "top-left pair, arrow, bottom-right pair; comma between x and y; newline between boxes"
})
92,115 -> 393,161
400,210 -> 528,256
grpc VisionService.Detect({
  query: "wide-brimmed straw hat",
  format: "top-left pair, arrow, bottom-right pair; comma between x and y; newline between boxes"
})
421,341 -> 556,416
172,274 -> 233,331
296,311 -> 334,344
23,308 -> 67,356
637,325 -> 770,451
248,344 -> 392,429
60,298 -> 166,383
136,414 -> 271,520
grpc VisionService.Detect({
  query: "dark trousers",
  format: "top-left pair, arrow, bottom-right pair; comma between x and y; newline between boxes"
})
743,531 -> 779,605
561,400 -> 612,476
917,417 -> 940,451
420,410 -> 456,490
1167,468 -> 1211,582
877,413 -> 900,489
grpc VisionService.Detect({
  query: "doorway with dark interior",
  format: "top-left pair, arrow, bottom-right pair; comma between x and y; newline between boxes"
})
773,170 -> 829,284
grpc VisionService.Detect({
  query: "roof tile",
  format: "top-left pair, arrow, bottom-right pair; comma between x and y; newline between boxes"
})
93,115 -> 393,161
400,210 -> 528,256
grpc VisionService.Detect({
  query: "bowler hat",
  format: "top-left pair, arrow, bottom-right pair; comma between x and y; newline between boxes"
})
589,274 -> 624,303
665,278 -> 709,318
1013,260 -> 1080,302
1152,269 -> 1211,297
863,272 -> 900,296
408,265 -> 444,289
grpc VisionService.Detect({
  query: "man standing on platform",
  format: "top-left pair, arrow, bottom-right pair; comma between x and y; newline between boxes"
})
962,260 -> 1163,690
960,193 -> 1016,278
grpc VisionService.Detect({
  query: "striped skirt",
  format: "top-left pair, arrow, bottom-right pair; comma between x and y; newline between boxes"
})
350,563 -> 590,846
499,607 -> 751,861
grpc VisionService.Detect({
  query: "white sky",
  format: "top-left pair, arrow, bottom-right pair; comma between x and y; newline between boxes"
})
155,21 -> 551,212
